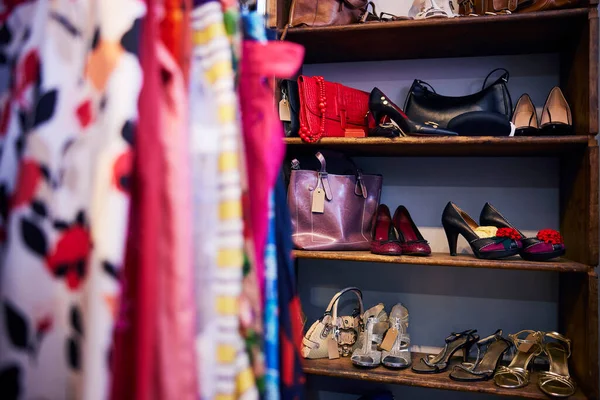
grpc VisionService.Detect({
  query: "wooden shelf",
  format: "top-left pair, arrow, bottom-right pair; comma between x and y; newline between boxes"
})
284,136 -> 594,157
282,8 -> 593,63
303,355 -> 588,399
293,251 -> 593,273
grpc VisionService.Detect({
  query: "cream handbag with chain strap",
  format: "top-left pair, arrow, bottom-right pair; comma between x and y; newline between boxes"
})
302,287 -> 365,359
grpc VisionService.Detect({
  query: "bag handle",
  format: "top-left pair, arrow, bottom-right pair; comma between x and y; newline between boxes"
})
342,0 -> 369,9
415,79 -> 436,93
315,152 -> 367,200
482,68 -> 509,90
323,287 -> 364,327
280,0 -> 298,40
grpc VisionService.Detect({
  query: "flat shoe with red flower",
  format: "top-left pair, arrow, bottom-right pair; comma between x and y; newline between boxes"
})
479,202 -> 566,262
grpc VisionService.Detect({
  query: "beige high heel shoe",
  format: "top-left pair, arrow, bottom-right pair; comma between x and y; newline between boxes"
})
539,87 -> 573,136
538,332 -> 577,398
512,94 -> 539,136
494,330 -> 543,389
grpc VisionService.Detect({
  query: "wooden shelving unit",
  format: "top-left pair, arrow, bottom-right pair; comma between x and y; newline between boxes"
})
293,251 -> 592,273
280,9 -> 593,64
303,356 -> 588,400
278,2 -> 599,399
284,136 -> 593,157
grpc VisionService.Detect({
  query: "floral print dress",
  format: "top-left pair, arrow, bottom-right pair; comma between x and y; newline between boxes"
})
0,0 -> 144,399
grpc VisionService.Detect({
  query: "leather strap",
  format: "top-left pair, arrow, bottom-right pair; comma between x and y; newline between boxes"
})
315,151 -> 367,199
342,0 -> 369,9
544,331 -> 572,358
316,152 -> 327,173
482,68 -> 509,90
325,287 -> 364,327
354,172 -> 367,199
415,79 -> 436,93
315,152 -> 333,200
445,329 -> 478,344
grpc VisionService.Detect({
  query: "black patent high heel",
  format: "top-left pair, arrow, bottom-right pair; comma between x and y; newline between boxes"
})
412,329 -> 479,374
442,202 -> 522,260
369,88 -> 458,137
450,329 -> 512,382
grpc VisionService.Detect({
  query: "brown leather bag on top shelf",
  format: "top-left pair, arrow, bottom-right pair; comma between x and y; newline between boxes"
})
281,0 -> 369,39
517,0 -> 578,12
459,0 -> 576,14
458,0 -> 530,15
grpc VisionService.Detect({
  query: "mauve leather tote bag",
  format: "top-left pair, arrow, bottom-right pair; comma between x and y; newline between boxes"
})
288,152 -> 382,250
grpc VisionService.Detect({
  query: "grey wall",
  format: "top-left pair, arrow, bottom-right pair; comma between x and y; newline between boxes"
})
297,54 -> 591,399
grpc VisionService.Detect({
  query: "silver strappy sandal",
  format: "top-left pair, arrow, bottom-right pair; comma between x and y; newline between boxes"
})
351,304 -> 388,367
381,303 -> 411,369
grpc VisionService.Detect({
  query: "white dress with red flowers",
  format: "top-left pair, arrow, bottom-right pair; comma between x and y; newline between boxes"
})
0,0 -> 144,399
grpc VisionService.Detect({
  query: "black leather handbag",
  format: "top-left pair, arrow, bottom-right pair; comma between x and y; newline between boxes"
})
403,68 -> 513,129
280,79 -> 301,137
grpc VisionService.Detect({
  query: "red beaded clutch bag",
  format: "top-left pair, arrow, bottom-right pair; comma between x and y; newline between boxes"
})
297,75 -> 370,143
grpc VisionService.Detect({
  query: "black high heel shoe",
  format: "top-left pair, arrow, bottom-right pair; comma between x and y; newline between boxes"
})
369,88 -> 458,137
441,202 -> 522,260
449,329 -> 512,382
412,329 -> 479,374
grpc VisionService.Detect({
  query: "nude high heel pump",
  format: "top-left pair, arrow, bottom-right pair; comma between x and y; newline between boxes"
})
539,87 -> 573,136
512,94 -> 539,136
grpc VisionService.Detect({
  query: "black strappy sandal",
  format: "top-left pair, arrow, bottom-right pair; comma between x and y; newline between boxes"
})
449,329 -> 512,382
412,329 -> 479,374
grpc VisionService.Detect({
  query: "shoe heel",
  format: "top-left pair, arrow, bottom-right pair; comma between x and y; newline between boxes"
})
371,109 -> 381,125
443,224 -> 459,256
462,342 -> 474,362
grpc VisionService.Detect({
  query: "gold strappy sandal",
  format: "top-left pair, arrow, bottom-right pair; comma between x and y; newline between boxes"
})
494,330 -> 543,389
538,332 -> 577,398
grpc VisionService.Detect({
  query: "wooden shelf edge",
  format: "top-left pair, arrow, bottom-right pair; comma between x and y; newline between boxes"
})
293,251 -> 592,273
303,356 -> 588,400
281,8 -> 589,36
284,136 -> 592,146
284,136 -> 593,156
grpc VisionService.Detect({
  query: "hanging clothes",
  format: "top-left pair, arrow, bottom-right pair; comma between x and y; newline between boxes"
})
238,37 -> 303,400
0,1 -> 144,399
109,0 -> 159,399
190,1 -> 258,399
238,40 -> 303,302
111,0 -> 198,398
161,0 -> 192,83
153,41 -> 197,400
264,191 -> 279,400
275,175 -> 306,400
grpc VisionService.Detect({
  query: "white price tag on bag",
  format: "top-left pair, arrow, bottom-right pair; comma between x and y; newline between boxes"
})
312,187 -> 325,213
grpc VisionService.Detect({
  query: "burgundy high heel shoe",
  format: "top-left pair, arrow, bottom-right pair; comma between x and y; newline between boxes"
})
369,87 -> 458,137
371,204 -> 403,256
442,202 -> 522,260
393,206 -> 431,256
479,202 -> 566,262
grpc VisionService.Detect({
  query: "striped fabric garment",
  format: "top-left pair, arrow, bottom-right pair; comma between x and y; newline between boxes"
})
264,191 -> 280,400
190,1 -> 258,400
